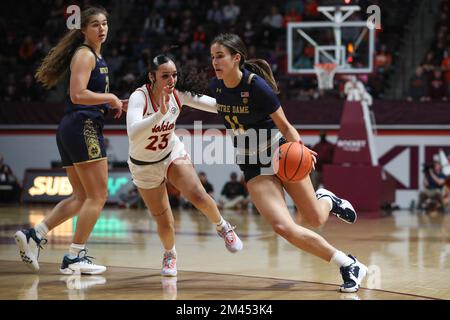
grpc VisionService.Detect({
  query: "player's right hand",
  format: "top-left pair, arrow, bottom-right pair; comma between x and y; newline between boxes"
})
159,85 -> 170,115
109,94 -> 123,119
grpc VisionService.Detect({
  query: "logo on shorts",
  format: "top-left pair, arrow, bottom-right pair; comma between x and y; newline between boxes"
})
88,144 -> 101,158
83,119 -> 101,159
170,106 -> 177,114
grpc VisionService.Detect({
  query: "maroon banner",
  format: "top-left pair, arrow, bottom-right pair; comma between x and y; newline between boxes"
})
333,101 -> 372,166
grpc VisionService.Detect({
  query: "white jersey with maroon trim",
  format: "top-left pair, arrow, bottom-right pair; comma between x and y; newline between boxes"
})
126,84 -> 217,163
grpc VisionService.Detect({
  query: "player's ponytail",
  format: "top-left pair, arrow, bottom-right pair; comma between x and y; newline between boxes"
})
211,33 -> 279,94
35,6 -> 108,89
243,59 -> 279,94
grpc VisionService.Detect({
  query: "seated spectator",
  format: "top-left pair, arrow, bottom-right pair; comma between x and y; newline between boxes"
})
0,154 -> 22,203
198,172 -> 214,199
429,69 -> 448,101
4,84 -> 18,102
191,25 -> 207,52
418,160 -> 448,214
207,0 -> 224,25
407,66 -> 430,102
421,52 -> 439,77
104,138 -> 118,170
166,180 -> 181,209
263,6 -> 284,44
311,131 -> 335,190
118,184 -> 144,209
441,47 -> 450,91
18,35 -> 36,66
374,44 -> 393,73
263,6 -> 284,29
183,172 -> 214,209
20,74 -> 41,102
222,0 -> 240,24
219,172 -> 250,210
304,0 -> 319,20
283,7 -> 302,27
105,138 -> 118,162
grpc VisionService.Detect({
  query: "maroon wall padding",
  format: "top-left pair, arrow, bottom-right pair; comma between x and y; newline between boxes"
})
2,100 -> 450,126
333,101 -> 373,166
324,165 -> 384,213
323,100 -> 398,213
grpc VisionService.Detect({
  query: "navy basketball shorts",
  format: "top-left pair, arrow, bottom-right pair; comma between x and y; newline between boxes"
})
56,111 -> 107,167
238,137 -> 287,183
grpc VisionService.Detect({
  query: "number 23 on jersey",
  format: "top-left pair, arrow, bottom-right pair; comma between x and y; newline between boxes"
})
145,133 -> 170,151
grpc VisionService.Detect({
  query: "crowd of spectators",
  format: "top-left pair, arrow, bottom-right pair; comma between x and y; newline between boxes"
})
407,0 -> 450,102
0,0 -> 425,103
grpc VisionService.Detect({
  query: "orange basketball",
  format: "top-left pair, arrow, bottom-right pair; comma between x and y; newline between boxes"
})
273,142 -> 313,182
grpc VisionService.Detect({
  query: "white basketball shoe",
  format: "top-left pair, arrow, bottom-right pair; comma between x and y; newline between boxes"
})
59,249 -> 106,275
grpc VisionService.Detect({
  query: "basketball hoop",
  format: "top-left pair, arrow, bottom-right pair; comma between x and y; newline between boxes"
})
314,63 -> 337,90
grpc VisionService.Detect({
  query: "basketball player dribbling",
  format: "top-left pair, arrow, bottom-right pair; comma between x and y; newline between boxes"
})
126,55 -> 243,277
209,33 -> 367,292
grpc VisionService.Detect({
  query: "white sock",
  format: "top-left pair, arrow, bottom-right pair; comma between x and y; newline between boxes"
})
69,243 -> 85,259
165,246 -> 176,256
216,217 -> 226,230
34,223 -> 49,240
319,196 -> 333,212
331,250 -> 354,267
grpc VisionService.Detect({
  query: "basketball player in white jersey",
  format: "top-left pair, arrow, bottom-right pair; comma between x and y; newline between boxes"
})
126,55 -> 243,277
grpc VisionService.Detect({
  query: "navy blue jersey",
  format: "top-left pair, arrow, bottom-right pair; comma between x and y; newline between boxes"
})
65,45 -> 110,115
209,68 -> 281,150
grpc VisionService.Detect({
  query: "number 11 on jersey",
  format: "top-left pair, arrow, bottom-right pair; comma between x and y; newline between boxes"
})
224,115 -> 246,134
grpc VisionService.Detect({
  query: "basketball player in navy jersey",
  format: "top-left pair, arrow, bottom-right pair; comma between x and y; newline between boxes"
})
209,33 -> 367,292
14,7 -> 126,275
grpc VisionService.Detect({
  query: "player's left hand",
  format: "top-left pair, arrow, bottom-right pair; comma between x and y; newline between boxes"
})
298,140 -> 317,171
305,145 -> 318,171
121,99 -> 128,112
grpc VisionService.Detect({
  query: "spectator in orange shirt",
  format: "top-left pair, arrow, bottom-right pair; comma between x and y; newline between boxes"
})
304,0 -> 319,20
441,49 -> 450,90
283,7 -> 302,27
407,66 -> 430,102
18,36 -> 36,65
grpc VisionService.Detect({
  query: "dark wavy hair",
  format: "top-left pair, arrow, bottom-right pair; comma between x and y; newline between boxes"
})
136,54 -> 209,97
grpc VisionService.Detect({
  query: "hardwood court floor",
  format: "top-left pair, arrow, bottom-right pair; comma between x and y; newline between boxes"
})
0,205 -> 449,300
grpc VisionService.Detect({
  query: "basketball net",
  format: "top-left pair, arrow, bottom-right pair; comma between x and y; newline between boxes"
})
314,63 -> 337,90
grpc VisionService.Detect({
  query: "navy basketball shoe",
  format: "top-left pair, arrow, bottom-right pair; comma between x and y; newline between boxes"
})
14,228 -> 47,271
60,249 -> 106,275
316,188 -> 357,224
339,255 -> 368,293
